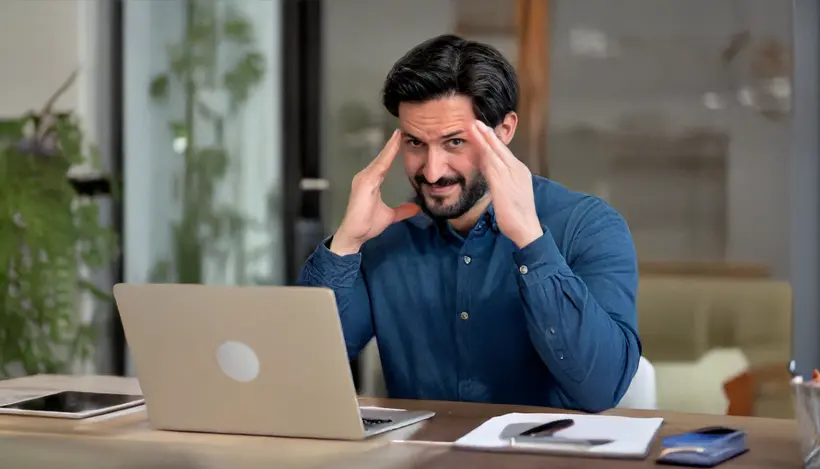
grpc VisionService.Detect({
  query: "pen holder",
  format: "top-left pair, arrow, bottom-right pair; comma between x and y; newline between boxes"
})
792,379 -> 820,468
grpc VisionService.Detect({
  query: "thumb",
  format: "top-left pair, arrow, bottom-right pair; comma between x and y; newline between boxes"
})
391,202 -> 421,223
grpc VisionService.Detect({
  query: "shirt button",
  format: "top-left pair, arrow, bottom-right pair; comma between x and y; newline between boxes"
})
460,311 -> 469,320
463,256 -> 472,265
549,327 -> 556,335
519,265 -> 529,274
558,352 -> 565,360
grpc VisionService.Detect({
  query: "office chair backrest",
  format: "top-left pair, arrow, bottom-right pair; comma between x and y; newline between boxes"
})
617,356 -> 658,410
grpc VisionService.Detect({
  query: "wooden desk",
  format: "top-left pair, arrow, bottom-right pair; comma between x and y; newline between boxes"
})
0,375 -> 803,468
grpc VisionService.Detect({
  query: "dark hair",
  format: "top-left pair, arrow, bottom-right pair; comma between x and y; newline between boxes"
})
381,34 -> 518,127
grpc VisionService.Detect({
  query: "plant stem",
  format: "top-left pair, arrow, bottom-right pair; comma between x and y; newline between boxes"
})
180,0 -> 202,284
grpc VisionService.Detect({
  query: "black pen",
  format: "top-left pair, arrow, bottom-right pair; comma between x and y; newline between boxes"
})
519,418 -> 575,437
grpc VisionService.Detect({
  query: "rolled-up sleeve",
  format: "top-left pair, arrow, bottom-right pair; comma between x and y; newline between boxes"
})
512,200 -> 641,412
298,238 -> 375,359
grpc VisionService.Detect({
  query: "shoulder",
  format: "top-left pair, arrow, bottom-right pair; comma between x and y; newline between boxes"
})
531,175 -> 634,263
532,175 -> 629,233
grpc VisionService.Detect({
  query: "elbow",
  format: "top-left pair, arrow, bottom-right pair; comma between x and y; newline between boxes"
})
575,399 -> 618,415
572,384 -> 625,413
568,378 -> 633,414
568,331 -> 642,413
556,370 -> 633,414
608,331 -> 643,409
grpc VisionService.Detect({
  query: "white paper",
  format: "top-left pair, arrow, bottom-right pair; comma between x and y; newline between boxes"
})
455,412 -> 663,457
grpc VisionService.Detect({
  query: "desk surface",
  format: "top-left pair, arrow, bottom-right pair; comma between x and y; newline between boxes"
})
0,374 -> 802,468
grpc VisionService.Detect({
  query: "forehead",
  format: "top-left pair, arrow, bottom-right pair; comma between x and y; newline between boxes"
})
398,95 -> 475,140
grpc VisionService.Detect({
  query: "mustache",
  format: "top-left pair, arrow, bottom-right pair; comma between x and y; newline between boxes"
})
414,174 -> 465,187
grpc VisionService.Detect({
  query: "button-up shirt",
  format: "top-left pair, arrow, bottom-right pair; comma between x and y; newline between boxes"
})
298,175 -> 641,412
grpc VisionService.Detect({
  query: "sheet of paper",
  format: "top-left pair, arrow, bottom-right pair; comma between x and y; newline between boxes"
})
455,412 -> 663,457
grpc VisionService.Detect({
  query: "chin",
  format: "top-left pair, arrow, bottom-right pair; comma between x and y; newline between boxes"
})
424,189 -> 460,203
424,196 -> 456,212
424,202 -> 461,220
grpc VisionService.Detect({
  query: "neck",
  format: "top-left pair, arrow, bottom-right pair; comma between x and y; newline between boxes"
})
448,195 -> 491,235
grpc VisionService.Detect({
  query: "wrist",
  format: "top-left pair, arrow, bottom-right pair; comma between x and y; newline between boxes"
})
329,231 -> 363,256
511,220 -> 544,249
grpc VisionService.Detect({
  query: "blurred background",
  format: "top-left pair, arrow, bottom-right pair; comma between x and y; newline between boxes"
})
0,0 -> 816,420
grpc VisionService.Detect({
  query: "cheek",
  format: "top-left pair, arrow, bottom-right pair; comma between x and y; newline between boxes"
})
403,151 -> 424,177
449,146 -> 481,175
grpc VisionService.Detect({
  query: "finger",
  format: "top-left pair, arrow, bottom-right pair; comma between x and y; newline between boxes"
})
475,120 -> 517,167
391,202 -> 421,223
469,122 -> 505,174
368,129 -> 402,175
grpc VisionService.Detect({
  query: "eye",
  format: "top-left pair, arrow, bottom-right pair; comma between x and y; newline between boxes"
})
446,138 -> 465,149
406,138 -> 423,147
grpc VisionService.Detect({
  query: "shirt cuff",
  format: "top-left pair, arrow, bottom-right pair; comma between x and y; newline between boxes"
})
303,236 -> 363,288
511,227 -> 570,285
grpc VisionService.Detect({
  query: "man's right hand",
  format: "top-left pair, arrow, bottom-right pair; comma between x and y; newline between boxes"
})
330,130 -> 421,256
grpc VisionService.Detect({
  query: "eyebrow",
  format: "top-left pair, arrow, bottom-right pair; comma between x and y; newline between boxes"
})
402,130 -> 465,141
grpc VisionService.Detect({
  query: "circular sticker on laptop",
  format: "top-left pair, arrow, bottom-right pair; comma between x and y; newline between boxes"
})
216,341 -> 260,382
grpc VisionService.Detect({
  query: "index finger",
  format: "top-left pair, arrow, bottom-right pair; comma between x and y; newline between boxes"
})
474,120 -> 517,167
468,122 -> 504,172
367,129 -> 401,175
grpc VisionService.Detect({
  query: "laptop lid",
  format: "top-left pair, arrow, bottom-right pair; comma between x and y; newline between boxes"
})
113,283 -> 367,439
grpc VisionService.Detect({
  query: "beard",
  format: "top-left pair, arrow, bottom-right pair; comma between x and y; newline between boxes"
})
412,172 -> 489,220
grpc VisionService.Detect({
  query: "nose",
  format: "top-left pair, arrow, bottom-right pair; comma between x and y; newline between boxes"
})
422,147 -> 449,183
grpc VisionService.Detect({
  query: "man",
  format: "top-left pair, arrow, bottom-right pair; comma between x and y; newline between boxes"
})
298,34 -> 641,412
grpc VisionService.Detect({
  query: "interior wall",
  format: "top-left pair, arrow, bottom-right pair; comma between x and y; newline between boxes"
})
0,0 -> 81,117
546,0 -> 792,278
322,0 -> 792,279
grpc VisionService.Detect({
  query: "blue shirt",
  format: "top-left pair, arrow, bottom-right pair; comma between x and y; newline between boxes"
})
298,175 -> 641,412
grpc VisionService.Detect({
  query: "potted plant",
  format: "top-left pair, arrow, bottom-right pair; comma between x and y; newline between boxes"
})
0,71 -> 118,378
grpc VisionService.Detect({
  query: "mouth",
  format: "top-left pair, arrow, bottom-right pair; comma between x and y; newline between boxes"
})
425,183 -> 458,196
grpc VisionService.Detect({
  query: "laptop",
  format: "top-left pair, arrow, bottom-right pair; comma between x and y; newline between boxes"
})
112,283 -> 435,440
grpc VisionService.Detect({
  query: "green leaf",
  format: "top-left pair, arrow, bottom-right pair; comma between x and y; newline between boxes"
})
77,279 -> 112,302
223,8 -> 253,44
223,51 -> 266,110
149,74 -> 170,101
197,147 -> 229,179
0,118 -> 24,143
169,120 -> 188,140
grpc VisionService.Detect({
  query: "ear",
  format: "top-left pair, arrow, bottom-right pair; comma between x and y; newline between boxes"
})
493,112 -> 518,145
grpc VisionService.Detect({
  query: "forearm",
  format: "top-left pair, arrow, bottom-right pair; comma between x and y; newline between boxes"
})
513,229 -> 641,413
297,238 -> 374,359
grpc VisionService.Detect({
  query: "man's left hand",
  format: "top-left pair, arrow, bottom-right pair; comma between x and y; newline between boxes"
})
471,120 -> 543,249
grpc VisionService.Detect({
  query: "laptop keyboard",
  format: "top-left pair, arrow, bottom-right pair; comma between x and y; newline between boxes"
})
362,418 -> 392,428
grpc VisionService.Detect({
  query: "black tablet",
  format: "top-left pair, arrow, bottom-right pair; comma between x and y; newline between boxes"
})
0,391 -> 144,419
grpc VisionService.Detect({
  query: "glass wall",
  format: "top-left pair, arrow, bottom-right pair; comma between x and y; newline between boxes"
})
123,0 -> 283,372
543,0 -> 793,417
322,0 -> 794,417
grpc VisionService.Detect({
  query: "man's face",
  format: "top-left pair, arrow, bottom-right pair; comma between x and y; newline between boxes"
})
398,95 -> 489,220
